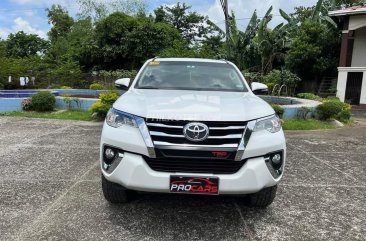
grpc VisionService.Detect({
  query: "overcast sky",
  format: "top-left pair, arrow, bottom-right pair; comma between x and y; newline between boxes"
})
0,0 -> 318,39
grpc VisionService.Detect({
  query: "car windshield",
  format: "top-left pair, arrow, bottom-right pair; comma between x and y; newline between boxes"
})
134,61 -> 248,92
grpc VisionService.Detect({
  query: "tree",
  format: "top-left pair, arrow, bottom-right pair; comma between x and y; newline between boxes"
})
46,5 -> 94,70
286,21 -> 340,81
202,19 -> 225,53
0,39 -> 6,58
154,3 -> 215,43
93,12 -> 137,69
227,10 -> 260,70
159,40 -> 220,59
77,0 -> 146,21
226,7 -> 288,73
128,20 -> 181,66
90,12 -> 181,70
310,0 -> 338,27
47,5 -> 74,43
67,17 -> 94,67
154,6 -> 166,23
282,0 -> 362,30
6,31 -> 49,58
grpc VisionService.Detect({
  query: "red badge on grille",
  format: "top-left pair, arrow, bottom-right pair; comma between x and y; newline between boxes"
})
212,151 -> 228,158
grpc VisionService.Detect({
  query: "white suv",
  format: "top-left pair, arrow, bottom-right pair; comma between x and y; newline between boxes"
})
100,58 -> 286,207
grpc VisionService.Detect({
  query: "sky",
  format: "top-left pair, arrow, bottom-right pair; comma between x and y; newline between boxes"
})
0,0 -> 318,39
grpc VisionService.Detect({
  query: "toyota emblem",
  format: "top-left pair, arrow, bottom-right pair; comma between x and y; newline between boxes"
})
183,123 -> 209,142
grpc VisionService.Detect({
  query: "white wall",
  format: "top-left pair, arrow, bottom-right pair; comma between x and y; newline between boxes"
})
352,27 -> 366,67
349,15 -> 366,30
336,70 -> 348,102
360,72 -> 366,105
337,68 -> 366,104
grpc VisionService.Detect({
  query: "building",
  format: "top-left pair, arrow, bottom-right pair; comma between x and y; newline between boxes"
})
329,5 -> 366,106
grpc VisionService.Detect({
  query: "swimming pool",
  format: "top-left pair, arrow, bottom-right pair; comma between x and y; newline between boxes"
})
0,89 -> 103,112
0,90 -> 60,98
259,95 -> 321,119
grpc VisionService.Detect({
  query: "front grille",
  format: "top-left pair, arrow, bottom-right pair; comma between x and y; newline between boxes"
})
145,119 -> 246,149
143,119 -> 247,174
144,156 -> 246,174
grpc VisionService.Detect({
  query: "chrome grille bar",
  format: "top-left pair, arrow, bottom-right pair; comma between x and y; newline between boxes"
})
146,119 -> 248,156
150,131 -> 184,138
150,131 -> 242,139
234,120 -> 256,161
209,126 -> 246,130
146,123 -> 183,128
135,117 -> 156,158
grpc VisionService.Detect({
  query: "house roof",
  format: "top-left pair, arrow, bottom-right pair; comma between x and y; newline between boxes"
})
329,5 -> 366,17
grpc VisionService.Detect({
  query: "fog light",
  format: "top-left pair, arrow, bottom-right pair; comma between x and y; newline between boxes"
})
271,154 -> 281,165
103,147 -> 124,173
105,148 -> 115,159
265,151 -> 284,178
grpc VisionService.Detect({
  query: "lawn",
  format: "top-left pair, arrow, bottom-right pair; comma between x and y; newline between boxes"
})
282,119 -> 335,130
0,110 -> 93,121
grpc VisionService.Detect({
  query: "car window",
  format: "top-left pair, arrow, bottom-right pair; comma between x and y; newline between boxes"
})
135,61 -> 248,92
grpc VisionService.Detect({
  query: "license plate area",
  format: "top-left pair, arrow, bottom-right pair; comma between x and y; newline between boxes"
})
170,176 -> 219,195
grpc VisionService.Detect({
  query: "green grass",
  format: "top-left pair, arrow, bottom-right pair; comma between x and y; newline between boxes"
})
0,110 -> 94,121
282,119 -> 335,130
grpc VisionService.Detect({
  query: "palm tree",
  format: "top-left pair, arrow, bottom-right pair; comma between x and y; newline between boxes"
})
227,10 -> 260,70
280,0 -> 338,29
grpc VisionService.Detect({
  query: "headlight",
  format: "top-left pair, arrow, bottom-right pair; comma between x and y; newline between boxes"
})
254,115 -> 281,133
106,109 -> 137,128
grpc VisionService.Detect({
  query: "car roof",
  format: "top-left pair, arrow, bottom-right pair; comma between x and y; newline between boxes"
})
151,58 -> 229,64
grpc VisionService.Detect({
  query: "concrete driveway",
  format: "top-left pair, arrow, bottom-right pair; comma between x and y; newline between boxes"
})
0,117 -> 365,241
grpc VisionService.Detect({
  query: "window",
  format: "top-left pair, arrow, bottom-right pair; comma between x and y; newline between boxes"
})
135,61 -> 248,92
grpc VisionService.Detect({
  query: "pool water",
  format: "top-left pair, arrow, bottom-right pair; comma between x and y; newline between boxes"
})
0,90 -> 60,98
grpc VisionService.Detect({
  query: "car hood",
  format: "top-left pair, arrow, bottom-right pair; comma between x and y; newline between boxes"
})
113,89 -> 274,122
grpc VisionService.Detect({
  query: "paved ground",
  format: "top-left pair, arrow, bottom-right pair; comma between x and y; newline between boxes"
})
0,116 -> 365,241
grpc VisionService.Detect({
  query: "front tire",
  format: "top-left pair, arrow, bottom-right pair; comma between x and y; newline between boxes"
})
101,174 -> 135,203
249,185 -> 277,208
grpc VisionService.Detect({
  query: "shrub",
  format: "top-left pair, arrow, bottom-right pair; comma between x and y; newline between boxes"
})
263,70 -> 281,86
263,69 -> 301,96
91,91 -> 120,119
271,104 -> 284,118
71,80 -> 88,89
90,83 -> 105,90
336,100 -> 351,123
90,102 -> 110,119
48,84 -> 61,89
99,91 -> 119,105
316,101 -> 343,120
60,86 -> 72,89
0,81 -> 4,90
243,72 -> 263,84
95,69 -> 138,80
297,93 -> 322,101
324,96 -> 341,102
316,96 -> 352,122
22,98 -> 33,111
31,91 -> 56,112
337,110 -> 351,123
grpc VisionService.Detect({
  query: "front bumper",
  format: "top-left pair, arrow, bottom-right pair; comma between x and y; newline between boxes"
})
103,152 -> 282,194
100,121 -> 286,195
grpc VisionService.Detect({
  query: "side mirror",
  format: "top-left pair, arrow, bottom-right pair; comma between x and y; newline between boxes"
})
251,82 -> 268,95
115,78 -> 131,90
